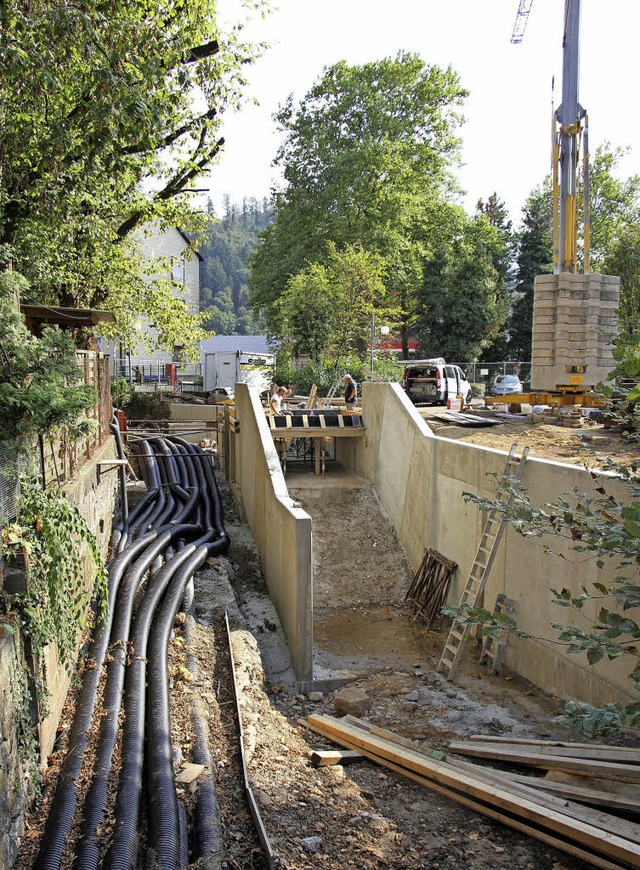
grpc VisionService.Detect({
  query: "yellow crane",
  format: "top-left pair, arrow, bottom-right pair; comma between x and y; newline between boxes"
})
511,0 -> 590,274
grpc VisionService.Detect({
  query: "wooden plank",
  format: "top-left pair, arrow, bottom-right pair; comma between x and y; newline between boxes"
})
309,749 -> 364,767
307,715 -> 640,867
467,735 -> 640,764
344,716 -> 440,755
443,756 -> 640,846
504,771 -> 640,816
306,715 -> 632,870
348,718 -> 640,815
449,740 -> 640,782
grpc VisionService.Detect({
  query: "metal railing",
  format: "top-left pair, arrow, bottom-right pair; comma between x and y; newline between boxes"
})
112,359 -> 202,387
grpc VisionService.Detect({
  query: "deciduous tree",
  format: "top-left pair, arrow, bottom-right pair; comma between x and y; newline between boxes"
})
250,52 -> 467,356
0,0 -> 265,350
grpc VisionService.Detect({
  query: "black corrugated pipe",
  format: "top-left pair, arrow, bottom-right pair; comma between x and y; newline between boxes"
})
72,524 -> 202,870
130,439 -> 160,491
183,610 -> 224,866
145,545 -> 210,870
169,438 -> 229,551
34,530 -> 160,870
126,487 -> 164,542
102,544 -> 202,870
165,438 -> 190,488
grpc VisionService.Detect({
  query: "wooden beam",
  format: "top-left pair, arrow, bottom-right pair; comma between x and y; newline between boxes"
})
443,756 -> 640,846
309,749 -> 364,767
307,714 -> 640,869
449,741 -> 640,782
467,735 -> 640,764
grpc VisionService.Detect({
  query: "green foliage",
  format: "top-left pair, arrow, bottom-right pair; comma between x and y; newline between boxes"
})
586,144 -> 640,269
506,183 -> 553,360
555,700 -> 640,734
0,0 -> 267,351
457,443 -> 640,731
273,350 -> 403,397
417,211 -> 509,360
274,243 -> 392,364
111,378 -> 135,410
0,271 -> 97,444
250,52 -> 467,355
1,477 -> 108,711
9,648 -> 41,790
200,197 -> 271,335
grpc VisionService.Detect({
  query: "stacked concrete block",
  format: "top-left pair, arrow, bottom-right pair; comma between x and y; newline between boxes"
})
531,272 -> 620,390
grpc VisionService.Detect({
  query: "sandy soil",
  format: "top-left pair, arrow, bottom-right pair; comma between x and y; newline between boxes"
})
421,407 -> 639,469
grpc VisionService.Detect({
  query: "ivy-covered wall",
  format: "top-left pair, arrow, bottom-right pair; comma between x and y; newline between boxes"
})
0,438 -> 118,867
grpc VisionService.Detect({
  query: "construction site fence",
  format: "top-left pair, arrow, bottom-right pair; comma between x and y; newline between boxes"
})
112,359 -> 202,389
450,361 -> 532,389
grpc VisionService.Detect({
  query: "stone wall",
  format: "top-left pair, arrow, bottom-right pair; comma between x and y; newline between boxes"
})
0,439 -> 118,866
531,272 -> 620,390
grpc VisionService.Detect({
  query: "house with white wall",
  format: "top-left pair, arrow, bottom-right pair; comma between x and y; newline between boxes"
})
106,224 -> 202,384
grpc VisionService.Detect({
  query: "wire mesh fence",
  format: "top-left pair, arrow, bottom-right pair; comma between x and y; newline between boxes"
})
451,361 -> 531,393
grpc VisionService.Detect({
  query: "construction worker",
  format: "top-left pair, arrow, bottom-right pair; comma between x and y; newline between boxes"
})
343,374 -> 357,410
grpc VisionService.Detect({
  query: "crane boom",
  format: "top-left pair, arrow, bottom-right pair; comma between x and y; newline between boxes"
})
511,0 -> 534,44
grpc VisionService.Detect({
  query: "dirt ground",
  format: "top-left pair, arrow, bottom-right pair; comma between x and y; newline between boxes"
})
14,409 -> 639,869
420,406 -> 639,469
214,469 -> 636,870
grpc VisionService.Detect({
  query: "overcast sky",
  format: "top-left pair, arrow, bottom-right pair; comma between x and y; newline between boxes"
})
207,1 -> 640,226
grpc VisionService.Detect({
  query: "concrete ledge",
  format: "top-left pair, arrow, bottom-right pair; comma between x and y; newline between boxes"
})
234,385 -> 313,682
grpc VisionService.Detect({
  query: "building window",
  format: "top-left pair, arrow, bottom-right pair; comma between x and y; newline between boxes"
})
172,257 -> 185,283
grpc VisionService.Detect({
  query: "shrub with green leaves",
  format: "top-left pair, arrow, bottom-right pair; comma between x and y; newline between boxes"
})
0,271 -> 97,444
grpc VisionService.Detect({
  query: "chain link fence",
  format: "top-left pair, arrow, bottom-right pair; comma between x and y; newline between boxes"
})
451,361 -> 531,395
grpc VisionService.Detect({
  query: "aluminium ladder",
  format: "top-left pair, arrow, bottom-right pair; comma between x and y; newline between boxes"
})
321,375 -> 344,408
436,443 -> 529,681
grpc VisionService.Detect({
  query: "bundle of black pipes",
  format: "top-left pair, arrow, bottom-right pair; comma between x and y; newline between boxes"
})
34,435 -> 230,870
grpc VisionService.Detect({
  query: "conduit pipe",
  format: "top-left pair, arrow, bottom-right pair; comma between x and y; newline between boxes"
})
145,545 -> 210,870
102,544 -> 202,869
34,530 -> 161,870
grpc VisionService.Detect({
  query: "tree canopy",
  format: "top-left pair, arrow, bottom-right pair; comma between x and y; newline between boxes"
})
200,197 -> 272,335
0,0 -> 265,351
250,51 -> 468,357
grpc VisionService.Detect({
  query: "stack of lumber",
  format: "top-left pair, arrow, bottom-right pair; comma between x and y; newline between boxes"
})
405,548 -> 457,628
306,714 -> 640,869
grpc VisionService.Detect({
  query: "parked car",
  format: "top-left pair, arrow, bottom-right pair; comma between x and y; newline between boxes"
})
490,374 -> 523,396
402,359 -> 472,405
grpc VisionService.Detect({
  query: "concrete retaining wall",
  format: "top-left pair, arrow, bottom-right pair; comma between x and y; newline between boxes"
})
337,382 -> 635,708
233,385 -> 313,683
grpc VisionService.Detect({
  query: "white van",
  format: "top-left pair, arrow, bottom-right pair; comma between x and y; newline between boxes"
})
402,359 -> 472,405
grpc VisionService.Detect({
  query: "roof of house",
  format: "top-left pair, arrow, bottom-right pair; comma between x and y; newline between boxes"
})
20,304 -> 116,334
200,335 -> 272,356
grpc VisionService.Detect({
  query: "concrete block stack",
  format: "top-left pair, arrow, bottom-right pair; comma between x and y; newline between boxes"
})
531,272 -> 620,390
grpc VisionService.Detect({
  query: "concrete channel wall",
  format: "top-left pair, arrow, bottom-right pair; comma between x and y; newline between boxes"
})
337,382 -> 635,709
232,385 -> 313,683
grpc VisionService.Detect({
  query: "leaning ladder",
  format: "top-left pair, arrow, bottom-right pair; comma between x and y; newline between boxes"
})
436,443 -> 529,681
321,375 -> 343,408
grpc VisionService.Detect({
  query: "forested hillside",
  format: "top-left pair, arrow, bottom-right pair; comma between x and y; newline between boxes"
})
200,197 -> 272,334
